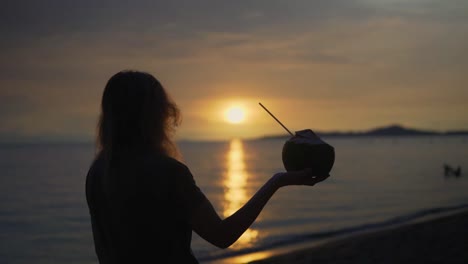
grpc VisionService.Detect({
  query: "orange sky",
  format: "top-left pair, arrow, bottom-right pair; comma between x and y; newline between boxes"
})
0,1 -> 467,141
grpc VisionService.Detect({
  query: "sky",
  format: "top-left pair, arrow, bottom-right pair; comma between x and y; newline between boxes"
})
1,0 -> 467,141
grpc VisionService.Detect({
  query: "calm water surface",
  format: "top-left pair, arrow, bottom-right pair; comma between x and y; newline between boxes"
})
1,137 -> 467,263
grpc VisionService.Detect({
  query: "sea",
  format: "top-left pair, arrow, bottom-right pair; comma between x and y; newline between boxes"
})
1,136 -> 467,264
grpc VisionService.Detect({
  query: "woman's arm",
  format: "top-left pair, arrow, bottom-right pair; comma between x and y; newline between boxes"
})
190,170 -> 328,248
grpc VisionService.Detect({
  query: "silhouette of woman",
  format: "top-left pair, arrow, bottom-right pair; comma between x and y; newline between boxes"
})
86,70 -> 329,263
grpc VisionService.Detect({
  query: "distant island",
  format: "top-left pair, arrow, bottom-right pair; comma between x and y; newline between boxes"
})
259,124 -> 468,140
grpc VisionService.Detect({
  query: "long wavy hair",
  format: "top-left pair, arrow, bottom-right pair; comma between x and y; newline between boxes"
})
97,70 -> 181,159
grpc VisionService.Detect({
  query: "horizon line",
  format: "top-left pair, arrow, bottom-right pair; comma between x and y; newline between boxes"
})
1,124 -> 468,144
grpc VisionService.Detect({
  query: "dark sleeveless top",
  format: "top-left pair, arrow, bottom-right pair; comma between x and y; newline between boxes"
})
85,152 -> 207,263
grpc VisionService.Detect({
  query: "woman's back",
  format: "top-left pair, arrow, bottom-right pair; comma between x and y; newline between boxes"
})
86,151 -> 205,263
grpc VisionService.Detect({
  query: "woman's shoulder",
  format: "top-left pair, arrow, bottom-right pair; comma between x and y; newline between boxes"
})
87,153 -> 105,174
88,150 -> 190,176
142,152 -> 189,173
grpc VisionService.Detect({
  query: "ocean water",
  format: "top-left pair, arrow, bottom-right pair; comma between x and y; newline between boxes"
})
1,136 -> 467,264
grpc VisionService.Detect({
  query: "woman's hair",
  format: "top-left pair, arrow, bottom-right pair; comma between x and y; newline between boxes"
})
97,70 -> 181,158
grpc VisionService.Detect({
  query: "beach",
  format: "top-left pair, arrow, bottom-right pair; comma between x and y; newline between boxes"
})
250,209 -> 468,264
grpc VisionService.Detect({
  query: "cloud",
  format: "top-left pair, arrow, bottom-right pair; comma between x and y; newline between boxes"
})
0,0 -> 467,141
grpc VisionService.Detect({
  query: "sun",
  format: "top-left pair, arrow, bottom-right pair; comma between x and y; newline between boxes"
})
225,106 -> 246,124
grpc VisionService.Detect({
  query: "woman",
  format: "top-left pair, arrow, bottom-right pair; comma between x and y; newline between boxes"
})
86,70 -> 329,263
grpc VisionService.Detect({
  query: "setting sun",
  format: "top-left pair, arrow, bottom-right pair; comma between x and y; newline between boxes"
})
225,106 -> 246,124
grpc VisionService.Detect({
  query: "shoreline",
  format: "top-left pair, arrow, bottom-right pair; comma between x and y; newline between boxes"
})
200,205 -> 468,264
248,209 -> 468,264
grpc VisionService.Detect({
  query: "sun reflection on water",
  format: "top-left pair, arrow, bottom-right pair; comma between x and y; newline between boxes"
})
224,139 -> 259,248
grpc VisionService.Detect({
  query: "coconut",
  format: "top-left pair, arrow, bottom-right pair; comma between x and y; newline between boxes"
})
258,102 -> 335,175
282,129 -> 335,175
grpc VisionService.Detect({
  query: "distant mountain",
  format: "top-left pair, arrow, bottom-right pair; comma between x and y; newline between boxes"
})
259,124 -> 468,140
365,124 -> 436,136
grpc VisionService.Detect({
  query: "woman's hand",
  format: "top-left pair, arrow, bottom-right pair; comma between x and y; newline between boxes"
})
273,169 -> 330,188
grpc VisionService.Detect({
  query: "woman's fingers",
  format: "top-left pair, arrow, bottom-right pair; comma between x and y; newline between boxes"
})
302,170 -> 329,186
279,169 -> 330,186
315,174 -> 330,183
